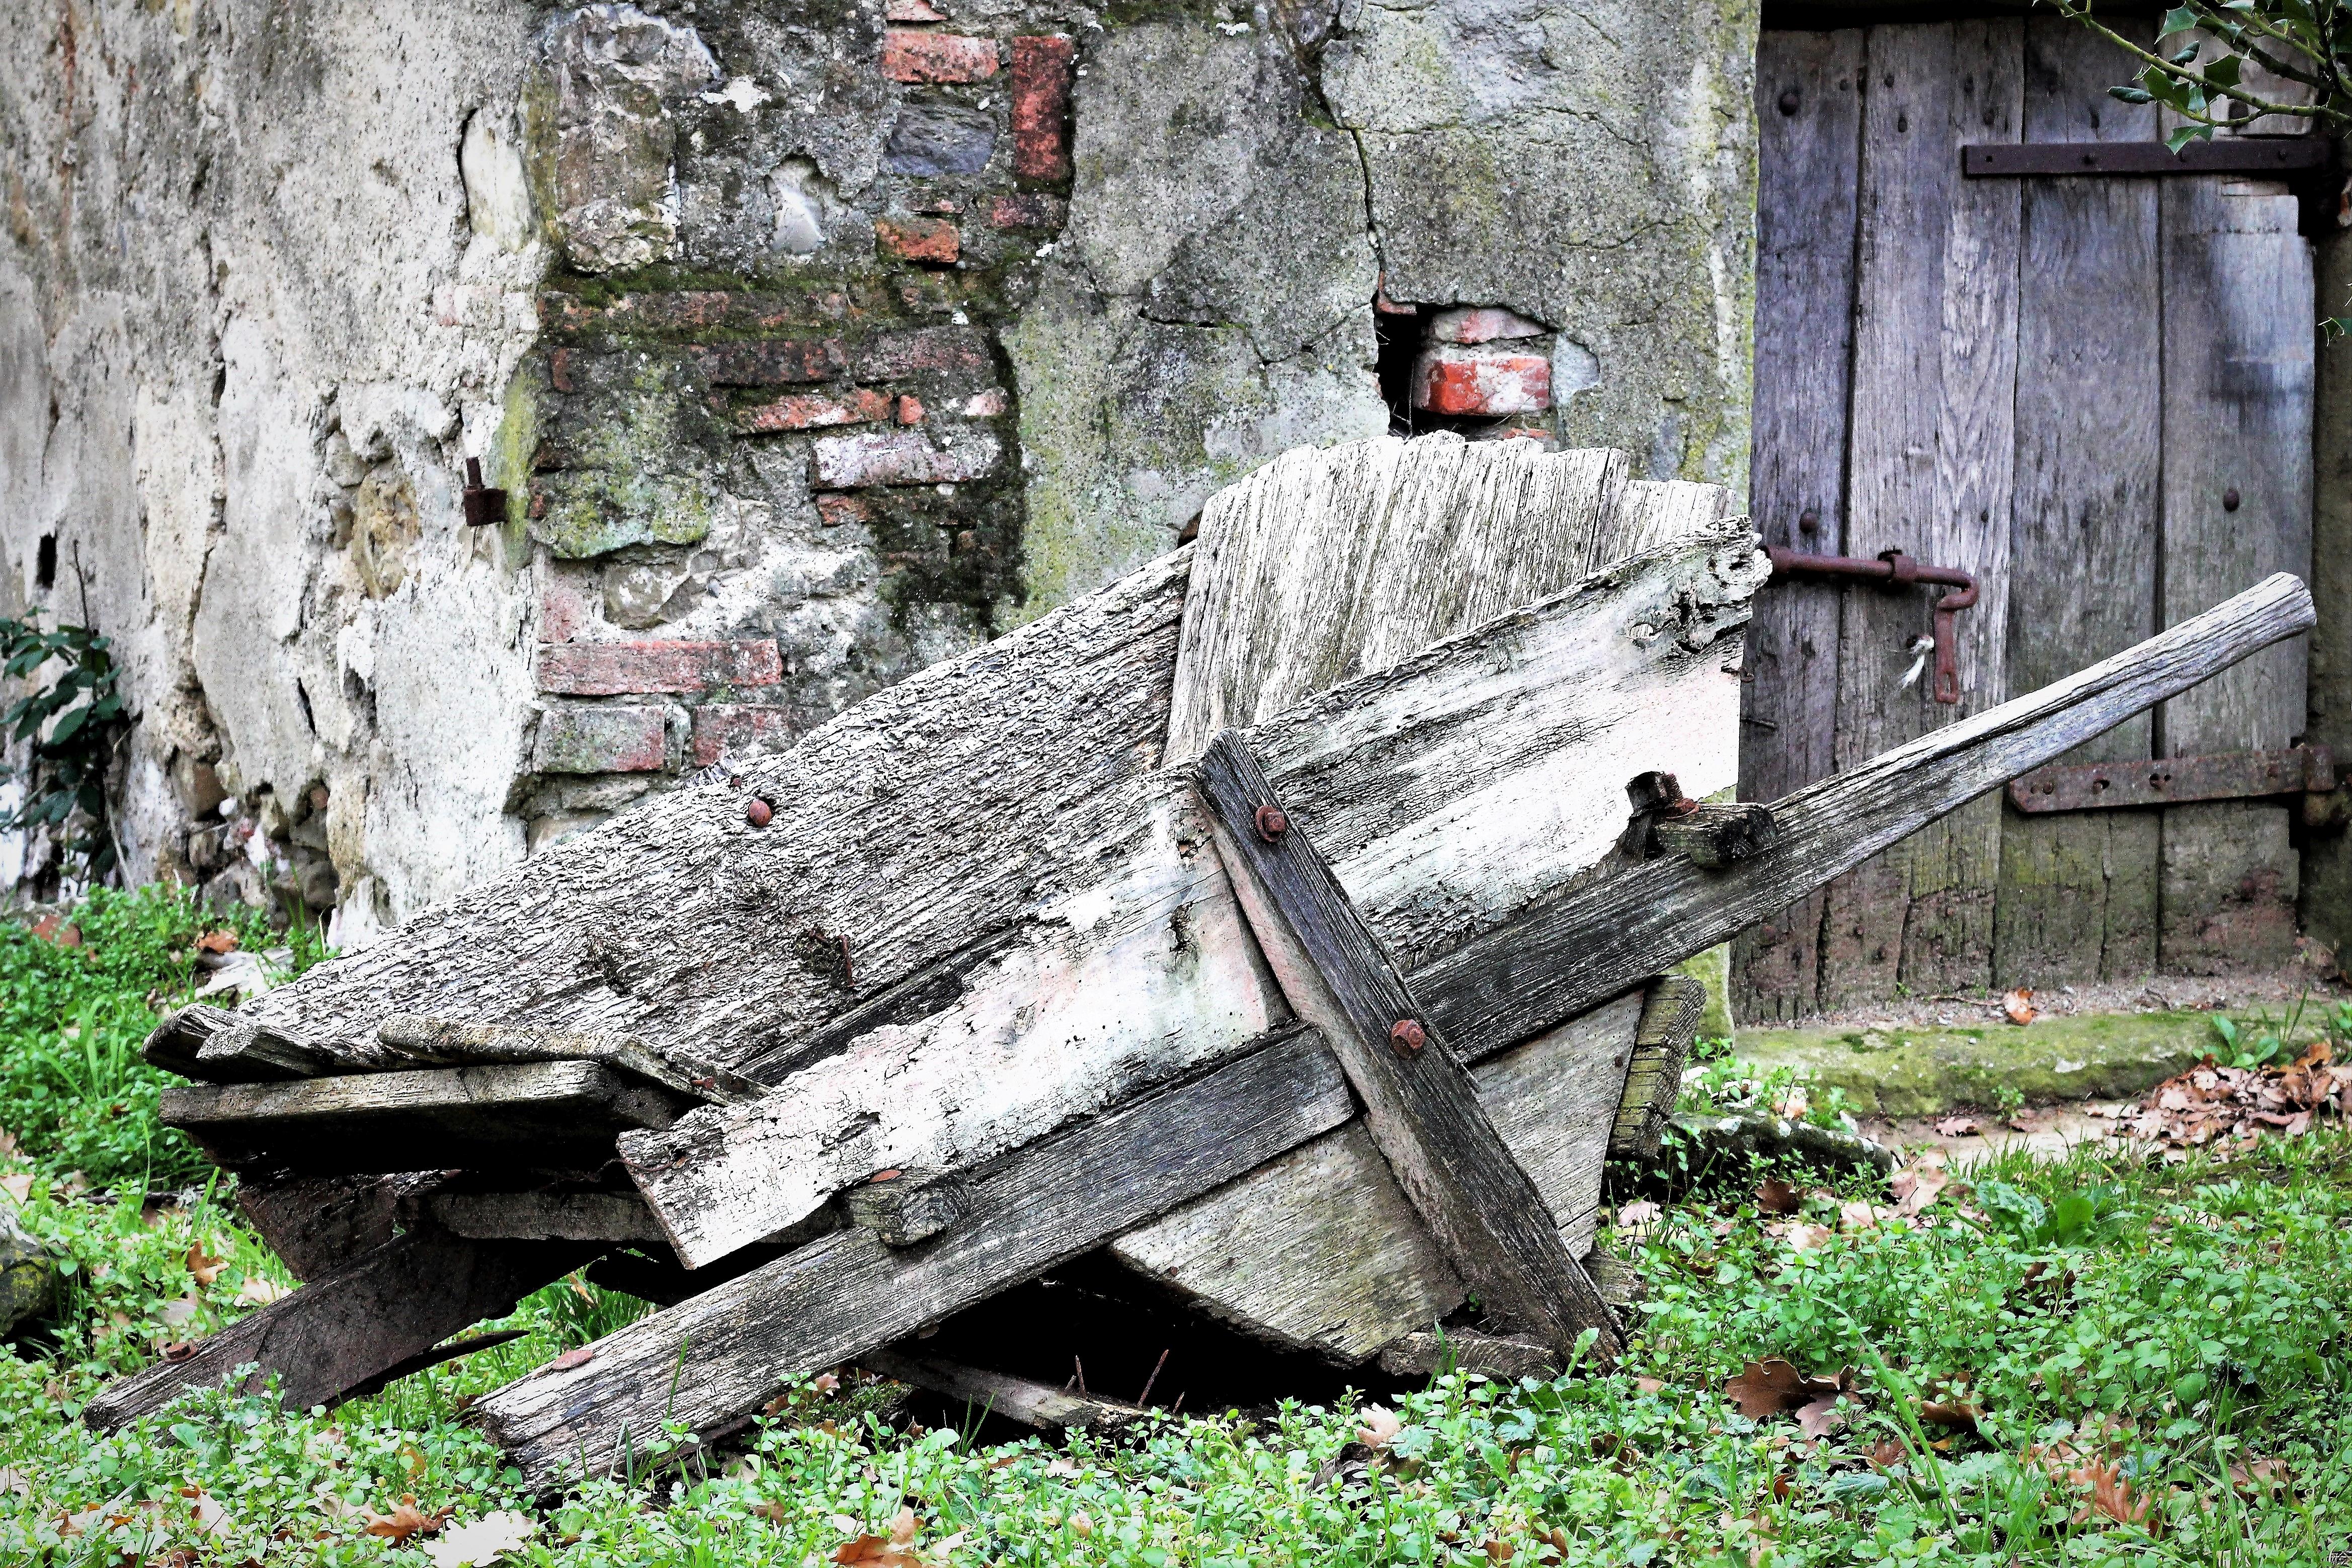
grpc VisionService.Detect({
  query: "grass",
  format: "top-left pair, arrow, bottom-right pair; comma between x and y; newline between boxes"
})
0,889 -> 2348,1564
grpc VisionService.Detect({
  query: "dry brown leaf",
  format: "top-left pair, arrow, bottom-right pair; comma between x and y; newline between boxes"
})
1866,1438 -> 1908,1471
1722,1359 -> 1852,1423
752,1501 -> 793,1525
1357,1406 -> 1404,1449
0,1129 -> 18,1158
2002,988 -> 2038,1026
1483,1540 -> 1515,1563
1931,1115 -> 1979,1137
1614,1200 -> 1661,1232
812,1370 -> 841,1395
834,1535 -> 921,1568
1754,1178 -> 1799,1215
186,1245 -> 225,1287
1838,1200 -> 1882,1233
1917,1399 -> 1981,1432
0,1173 -> 36,1205
549,1346 -> 594,1371
1783,1222 -> 1833,1252
237,1276 -> 293,1306
2075,1458 -> 2154,1528
195,929 -> 240,955
1634,1377 -> 1667,1394
1891,1168 -> 1951,1217
1795,1393 -> 1849,1439
362,1495 -> 454,1543
1068,1513 -> 1094,1538
2229,1457 -> 2292,1495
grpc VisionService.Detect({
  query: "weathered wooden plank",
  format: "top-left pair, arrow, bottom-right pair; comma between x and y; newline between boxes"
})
1652,804 -> 1778,869
2157,140 -> 2314,972
1376,1329 -> 1558,1383
1163,438 -> 1634,761
426,1191 -> 668,1244
87,1230 -> 592,1431
1822,19 -> 2021,1008
1609,975 -> 1706,1162
621,525 -> 1764,1269
240,548 -> 1200,1076
233,1173 -> 412,1283
144,1005 -> 337,1084
377,1015 -> 763,1105
1190,731 -> 1620,1357
859,1349 -> 1146,1431
1737,26 -> 1865,1022
162,1062 -> 691,1176
472,1027 -> 1361,1481
1106,988 -> 1644,1363
1992,15 -> 2163,989
842,1169 -> 970,1246
142,1004 -> 239,1078
1415,574 -> 2316,1057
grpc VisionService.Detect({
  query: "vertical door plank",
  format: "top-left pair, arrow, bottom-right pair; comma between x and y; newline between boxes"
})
2157,158 -> 2314,971
1823,20 -> 2022,1009
1736,28 -> 1865,1022
1992,17 -> 2162,986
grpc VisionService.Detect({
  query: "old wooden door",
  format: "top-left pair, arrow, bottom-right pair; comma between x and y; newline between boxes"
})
1738,15 -> 2316,1022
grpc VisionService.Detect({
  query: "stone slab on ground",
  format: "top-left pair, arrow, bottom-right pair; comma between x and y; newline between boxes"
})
1737,1011 -> 2229,1118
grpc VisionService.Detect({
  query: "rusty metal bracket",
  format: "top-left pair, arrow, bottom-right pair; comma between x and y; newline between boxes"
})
1962,135 -> 2344,237
460,458 -> 508,528
1764,545 -> 1980,705
2006,744 -> 2335,815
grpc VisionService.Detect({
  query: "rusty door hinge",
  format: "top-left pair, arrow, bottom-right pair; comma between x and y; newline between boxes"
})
1961,135 -> 2343,237
2007,744 -> 2335,815
1764,546 -> 1980,704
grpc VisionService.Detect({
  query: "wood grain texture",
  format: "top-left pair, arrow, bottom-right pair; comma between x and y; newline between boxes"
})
233,1174 -> 413,1283
859,1349 -> 1146,1431
376,1016 -> 763,1105
2157,143 -> 2315,972
621,526 -> 1765,1268
1738,26 -> 1866,1022
1164,437 -> 1638,762
1106,989 -> 1643,1363
239,549 -> 1198,1076
1610,975 -> 1706,1161
472,1027 -> 1361,1481
1191,731 -> 1619,1356
1993,16 -> 2164,988
1414,575 -> 2316,1057
425,1191 -> 667,1244
87,1230 -> 591,1431
1822,19 -> 2021,1008
162,1061 -> 690,1176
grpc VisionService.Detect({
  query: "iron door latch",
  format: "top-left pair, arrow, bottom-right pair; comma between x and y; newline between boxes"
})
1764,545 -> 1980,705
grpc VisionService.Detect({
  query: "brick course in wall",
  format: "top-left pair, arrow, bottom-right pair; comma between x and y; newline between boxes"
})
537,640 -> 784,696
534,706 -> 670,774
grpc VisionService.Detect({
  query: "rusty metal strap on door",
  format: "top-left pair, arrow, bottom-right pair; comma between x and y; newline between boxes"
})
2006,745 -> 2335,815
1962,134 -> 2342,235
1764,545 -> 1979,705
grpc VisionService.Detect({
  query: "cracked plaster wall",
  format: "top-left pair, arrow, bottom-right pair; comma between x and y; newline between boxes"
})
0,0 -> 1754,940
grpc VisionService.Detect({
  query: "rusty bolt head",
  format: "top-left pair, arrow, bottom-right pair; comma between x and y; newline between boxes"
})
2224,486 -> 2242,513
1254,803 -> 1289,842
1390,1018 -> 1427,1054
745,797 -> 775,829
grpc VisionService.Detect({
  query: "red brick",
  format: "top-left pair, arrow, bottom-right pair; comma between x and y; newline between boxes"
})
875,216 -> 961,266
849,325 -> 992,380
1425,306 -> 1548,345
534,705 -> 669,774
1011,36 -> 1075,182
549,347 -> 577,392
537,640 -> 783,696
959,388 -> 1009,417
691,705 -> 804,768
988,192 -> 1067,230
1412,346 -> 1552,417
737,388 -> 891,433
881,31 -> 999,83
692,338 -> 847,387
811,430 -> 1000,488
816,493 -> 874,527
896,394 -> 926,425
539,574 -> 593,642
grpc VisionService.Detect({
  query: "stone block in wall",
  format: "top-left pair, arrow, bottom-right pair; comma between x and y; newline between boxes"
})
534,706 -> 669,774
876,217 -> 961,266
1426,307 -> 1548,345
1011,37 -> 1076,182
848,326 -> 993,381
1412,344 -> 1553,417
691,705 -> 802,768
692,339 -> 848,386
537,640 -> 783,696
988,193 -> 1067,230
738,388 -> 891,433
885,107 -> 998,177
881,31 -> 1000,84
812,430 -> 1001,489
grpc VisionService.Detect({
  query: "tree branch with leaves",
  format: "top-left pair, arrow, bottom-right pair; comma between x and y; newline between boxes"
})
2049,0 -> 2352,147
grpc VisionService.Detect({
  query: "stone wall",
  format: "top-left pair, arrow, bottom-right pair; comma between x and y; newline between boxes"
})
0,0 -> 1755,940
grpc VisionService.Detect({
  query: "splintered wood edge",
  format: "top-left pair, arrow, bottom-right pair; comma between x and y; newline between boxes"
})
1609,975 -> 1705,1161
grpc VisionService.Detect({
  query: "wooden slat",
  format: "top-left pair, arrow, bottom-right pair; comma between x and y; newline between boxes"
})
1737,26 -> 1865,1022
426,1191 -> 668,1244
1106,988 -> 1643,1363
87,1231 -> 592,1430
859,1349 -> 1146,1431
1993,15 -> 2164,987
472,1027 -> 1361,1481
1821,19 -> 2022,1008
2157,136 -> 2315,972
1415,575 -> 2316,1057
377,1015 -> 763,1104
162,1061 -> 691,1176
1190,731 -> 1620,1358
234,1173 -> 414,1283
621,524 -> 1765,1269
1609,975 -> 1705,1161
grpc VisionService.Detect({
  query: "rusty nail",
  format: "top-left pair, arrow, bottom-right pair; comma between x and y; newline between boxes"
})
1254,803 -> 1289,842
1797,507 -> 1820,537
745,797 -> 774,828
1665,796 -> 1701,818
870,1169 -> 902,1183
2223,486 -> 2242,512
1390,1018 -> 1427,1054
1778,88 -> 1801,116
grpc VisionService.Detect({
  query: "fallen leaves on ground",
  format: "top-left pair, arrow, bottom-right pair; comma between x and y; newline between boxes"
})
2127,1041 -> 2350,1146
1781,1221 -> 1833,1252
193,929 -> 240,955
1356,1406 -> 1404,1449
1614,1200 -> 1661,1235
422,1510 -> 539,1566
2027,1438 -> 2163,1531
236,1276 -> 293,1306
185,1245 -> 224,1286
1916,1398 -> 1982,1432
1931,1114 -> 1979,1137
2002,988 -> 2038,1025
0,1173 -> 32,1204
2229,1456 -> 2293,1495
835,1507 -> 926,1568
1754,1178 -> 1799,1215
1722,1359 -> 1857,1438
362,1495 -> 454,1543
